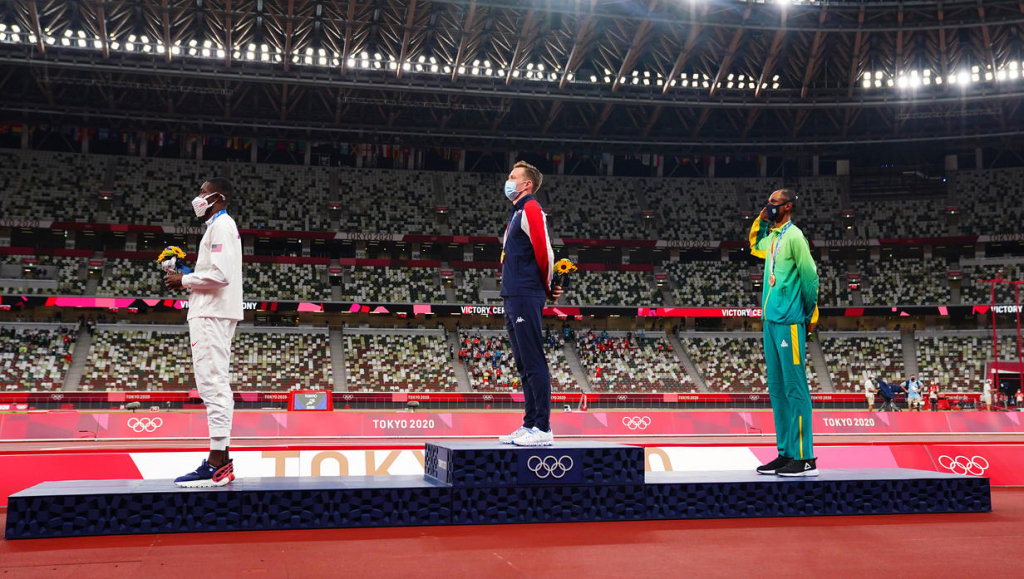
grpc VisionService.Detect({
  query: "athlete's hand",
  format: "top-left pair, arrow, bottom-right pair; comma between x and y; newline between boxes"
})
547,285 -> 563,302
164,273 -> 184,290
759,205 -> 770,221
808,321 -> 817,334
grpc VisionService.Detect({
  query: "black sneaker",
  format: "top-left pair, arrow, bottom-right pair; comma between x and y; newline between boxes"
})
776,458 -> 819,477
756,454 -> 791,475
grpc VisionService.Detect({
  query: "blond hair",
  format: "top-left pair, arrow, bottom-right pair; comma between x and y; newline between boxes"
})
514,160 -> 543,194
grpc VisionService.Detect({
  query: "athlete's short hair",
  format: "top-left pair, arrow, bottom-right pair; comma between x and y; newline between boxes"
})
514,161 -> 543,194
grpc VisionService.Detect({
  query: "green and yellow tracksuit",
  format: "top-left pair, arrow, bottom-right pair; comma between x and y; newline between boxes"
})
749,217 -> 820,461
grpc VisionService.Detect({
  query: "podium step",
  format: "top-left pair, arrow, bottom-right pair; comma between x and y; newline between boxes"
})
424,441 -> 644,487
5,443 -> 991,540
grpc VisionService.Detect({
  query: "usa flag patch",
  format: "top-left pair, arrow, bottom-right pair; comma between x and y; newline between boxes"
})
211,244 -> 223,253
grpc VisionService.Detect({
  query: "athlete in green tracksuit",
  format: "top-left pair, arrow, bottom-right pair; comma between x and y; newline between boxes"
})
749,188 -> 820,477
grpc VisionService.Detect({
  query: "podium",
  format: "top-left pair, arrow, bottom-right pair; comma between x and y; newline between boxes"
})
6,441 -> 991,539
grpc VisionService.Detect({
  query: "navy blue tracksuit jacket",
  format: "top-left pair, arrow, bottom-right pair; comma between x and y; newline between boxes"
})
501,194 -> 555,431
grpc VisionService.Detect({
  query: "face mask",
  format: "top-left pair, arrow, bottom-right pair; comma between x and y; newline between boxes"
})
764,200 -> 790,222
191,192 -> 221,218
504,180 -> 521,201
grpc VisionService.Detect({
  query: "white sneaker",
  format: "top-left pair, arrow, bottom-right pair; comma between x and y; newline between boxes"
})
512,427 -> 554,447
498,426 -> 530,444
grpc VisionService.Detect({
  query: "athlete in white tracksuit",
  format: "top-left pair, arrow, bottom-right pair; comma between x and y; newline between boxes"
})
165,179 -> 243,487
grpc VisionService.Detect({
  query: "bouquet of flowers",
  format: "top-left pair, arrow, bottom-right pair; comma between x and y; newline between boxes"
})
554,258 -> 577,292
156,246 -> 193,275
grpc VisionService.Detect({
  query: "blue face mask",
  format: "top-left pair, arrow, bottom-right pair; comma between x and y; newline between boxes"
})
765,199 -> 792,222
504,180 -> 521,201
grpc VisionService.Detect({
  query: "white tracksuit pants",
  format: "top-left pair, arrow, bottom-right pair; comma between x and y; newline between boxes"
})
189,317 -> 237,444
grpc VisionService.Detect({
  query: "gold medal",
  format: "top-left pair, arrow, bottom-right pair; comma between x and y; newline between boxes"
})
769,274 -> 776,287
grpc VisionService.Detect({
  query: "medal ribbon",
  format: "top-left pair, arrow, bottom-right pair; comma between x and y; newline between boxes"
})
769,221 -> 793,281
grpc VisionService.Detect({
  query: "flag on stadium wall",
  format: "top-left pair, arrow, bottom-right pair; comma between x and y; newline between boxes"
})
10,123 -> 23,136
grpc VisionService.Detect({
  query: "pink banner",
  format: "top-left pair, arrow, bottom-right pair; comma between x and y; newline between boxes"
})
2,410 -> 1022,441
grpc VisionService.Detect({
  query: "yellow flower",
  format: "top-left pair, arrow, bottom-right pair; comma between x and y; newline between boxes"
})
555,258 -> 577,275
156,246 -> 186,264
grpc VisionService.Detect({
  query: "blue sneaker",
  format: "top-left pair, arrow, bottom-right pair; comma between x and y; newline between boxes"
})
174,459 -> 235,488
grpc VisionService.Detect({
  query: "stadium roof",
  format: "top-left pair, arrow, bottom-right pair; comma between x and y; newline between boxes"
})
2,0 -> 1024,151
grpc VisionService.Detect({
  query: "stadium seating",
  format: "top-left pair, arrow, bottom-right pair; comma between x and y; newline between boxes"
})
952,167 -> 1024,236
816,261 -> 853,307
443,172 -> 508,237
339,169 -> 436,234
563,271 -> 659,306
0,257 -> 85,296
341,267 -> 444,303
961,262 -> 1022,305
0,326 -> 77,391
79,329 -> 331,391
914,333 -> 1021,392
0,151 -> 105,222
680,335 -> 821,392
574,332 -> 692,392
545,175 -> 649,239
849,199 -> 946,239
860,258 -> 951,305
231,332 -> 332,390
96,259 -> 165,297
454,269 -> 501,304
820,334 -> 904,392
664,260 -> 759,307
244,263 -> 329,301
458,330 -> 579,391
344,333 -> 456,391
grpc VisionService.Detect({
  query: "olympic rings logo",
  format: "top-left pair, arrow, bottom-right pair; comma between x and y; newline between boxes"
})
51,393 -> 64,401
127,417 -> 164,433
622,416 -> 652,430
342,394 -> 353,401
749,395 -> 761,401
938,455 -> 990,476
617,395 -> 628,401
527,455 -> 574,479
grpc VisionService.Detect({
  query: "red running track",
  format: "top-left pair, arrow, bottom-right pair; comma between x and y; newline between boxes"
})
2,489 -> 1023,579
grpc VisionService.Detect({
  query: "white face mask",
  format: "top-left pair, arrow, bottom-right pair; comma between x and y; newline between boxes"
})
191,192 -> 222,218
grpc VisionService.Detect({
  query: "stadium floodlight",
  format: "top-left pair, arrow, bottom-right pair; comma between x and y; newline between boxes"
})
656,79 -> 663,86
486,68 -> 493,76
985,72 -> 993,81
549,72 -> 557,80
458,65 -> 466,74
875,71 -> 883,79
874,79 -> 881,87
511,69 -> 519,77
537,64 -> 545,72
0,24 -> 5,32
772,82 -> 779,89
862,78 -> 871,88
644,70 -> 650,78
526,62 -> 534,70
934,75 -> 942,85
430,64 -> 439,72
201,48 -> 210,57
702,81 -> 709,88
496,68 -> 504,76
361,58 -> 369,68
346,57 -> 356,67
590,75 -> 597,82
418,55 -> 426,63
669,79 -> 676,86
402,62 -> 411,71
643,78 -> 650,86
128,34 -> 137,42
603,75 -> 611,83
681,80 -> 689,87
144,44 -> 153,53
388,61 -> 397,70
471,67 -> 479,75
726,81 -> 734,88
727,73 -> 734,81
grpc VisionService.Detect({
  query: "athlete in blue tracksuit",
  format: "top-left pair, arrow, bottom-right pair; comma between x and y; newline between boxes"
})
496,161 -> 563,447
